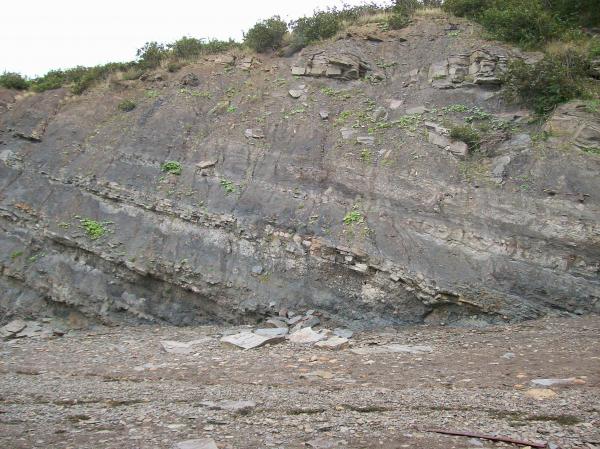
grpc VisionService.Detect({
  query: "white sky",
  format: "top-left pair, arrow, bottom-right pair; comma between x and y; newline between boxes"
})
1,0 -> 388,78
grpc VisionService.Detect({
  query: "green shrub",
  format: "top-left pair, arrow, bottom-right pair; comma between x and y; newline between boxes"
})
479,1 -> 560,47
393,0 -> 420,15
291,10 -> 342,49
244,16 -> 288,53
503,49 -> 589,114
450,125 -> 481,150
30,70 -> 67,92
136,42 -> 167,69
0,72 -> 29,90
171,36 -> 204,58
118,99 -> 136,112
167,61 -> 185,73
443,0 -> 490,18
122,66 -> 144,80
161,161 -> 182,175
387,12 -> 410,30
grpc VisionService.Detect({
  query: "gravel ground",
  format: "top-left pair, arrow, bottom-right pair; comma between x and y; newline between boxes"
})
1,315 -> 599,449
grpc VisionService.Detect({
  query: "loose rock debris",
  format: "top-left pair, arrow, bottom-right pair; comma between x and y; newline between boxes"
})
0,315 -> 598,449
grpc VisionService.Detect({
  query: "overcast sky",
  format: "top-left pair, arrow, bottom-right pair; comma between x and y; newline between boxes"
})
1,0 -> 389,78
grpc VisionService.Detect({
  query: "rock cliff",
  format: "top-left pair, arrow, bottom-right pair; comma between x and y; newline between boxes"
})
1,15 -> 599,327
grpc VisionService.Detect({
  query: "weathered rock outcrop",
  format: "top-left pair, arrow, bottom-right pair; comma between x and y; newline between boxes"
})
0,17 -> 598,328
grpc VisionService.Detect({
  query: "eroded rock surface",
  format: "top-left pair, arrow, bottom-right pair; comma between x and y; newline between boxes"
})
0,15 -> 598,328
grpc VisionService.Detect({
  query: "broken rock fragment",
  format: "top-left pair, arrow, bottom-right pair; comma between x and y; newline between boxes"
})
254,328 -> 288,337
160,338 -> 210,354
288,327 -> 328,344
173,439 -> 218,449
315,336 -> 349,350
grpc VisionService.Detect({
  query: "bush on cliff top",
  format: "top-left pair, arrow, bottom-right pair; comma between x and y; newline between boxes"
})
0,72 -> 29,90
244,16 -> 288,53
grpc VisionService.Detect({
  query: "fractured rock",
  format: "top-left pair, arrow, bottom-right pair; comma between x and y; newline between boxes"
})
292,50 -> 369,80
265,318 -> 288,328
15,321 -> 42,338
254,327 -> 288,337
319,110 -> 329,120
315,336 -> 349,350
221,332 -> 285,350
1,319 -> 27,337
333,328 -> 353,339
357,136 -> 375,146
244,128 -> 265,139
288,327 -> 328,345
196,160 -> 217,170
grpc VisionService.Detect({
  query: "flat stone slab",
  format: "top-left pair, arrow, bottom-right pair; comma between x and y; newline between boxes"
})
244,128 -> 264,139
160,338 -> 210,354
196,160 -> 217,170
1,319 -> 27,335
221,332 -> 284,350
173,438 -> 218,449
288,89 -> 303,98
357,136 -> 375,146
531,378 -> 585,387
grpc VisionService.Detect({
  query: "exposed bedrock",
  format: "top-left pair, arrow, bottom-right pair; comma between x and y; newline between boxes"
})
1,17 -> 598,327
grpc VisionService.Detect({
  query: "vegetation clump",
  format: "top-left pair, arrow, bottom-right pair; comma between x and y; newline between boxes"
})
220,179 -> 236,194
161,161 -> 182,175
118,99 -> 136,112
343,206 -> 364,225
0,72 -> 29,90
244,16 -> 288,53
80,218 -> 109,240
503,47 -> 591,114
450,125 -> 481,151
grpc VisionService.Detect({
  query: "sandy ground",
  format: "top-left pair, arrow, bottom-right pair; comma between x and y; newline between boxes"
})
1,315 -> 599,449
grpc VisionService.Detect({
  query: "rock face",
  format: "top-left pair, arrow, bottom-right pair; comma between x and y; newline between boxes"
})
428,49 -> 508,88
0,17 -> 598,328
292,48 -> 370,80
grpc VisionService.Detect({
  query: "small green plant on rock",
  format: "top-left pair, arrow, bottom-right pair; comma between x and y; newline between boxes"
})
343,206 -> 364,225
80,218 -> 109,240
118,99 -> 136,112
10,250 -> 23,260
161,161 -> 182,175
220,179 -> 236,194
360,149 -> 373,163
